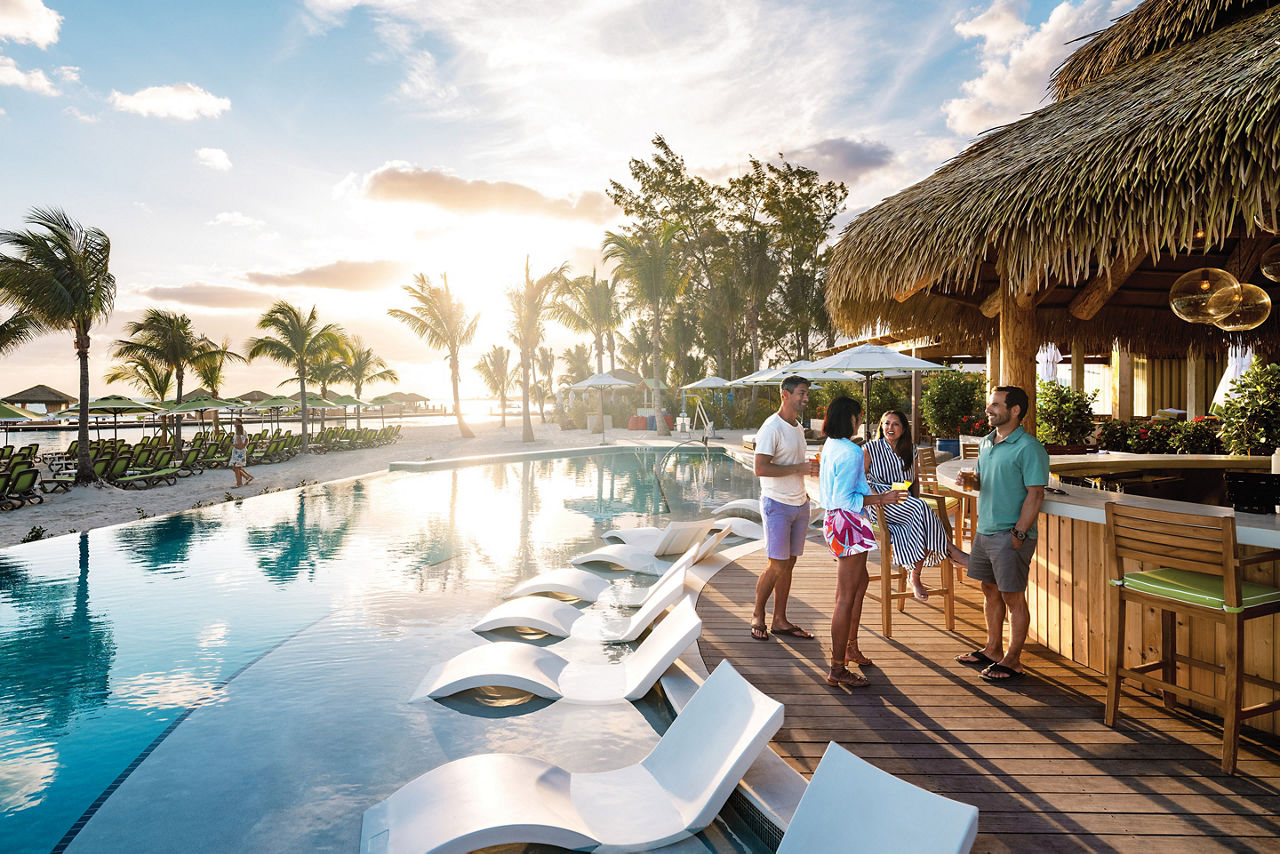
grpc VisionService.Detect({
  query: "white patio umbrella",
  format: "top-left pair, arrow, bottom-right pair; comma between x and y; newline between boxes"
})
1212,346 -> 1254,411
810,344 -> 951,439
569,373 -> 633,445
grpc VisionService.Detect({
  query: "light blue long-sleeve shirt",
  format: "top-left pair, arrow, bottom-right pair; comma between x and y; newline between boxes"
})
818,437 -> 869,514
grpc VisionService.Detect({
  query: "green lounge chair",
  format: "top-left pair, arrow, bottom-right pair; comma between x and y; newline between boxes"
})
175,446 -> 204,476
4,467 -> 42,508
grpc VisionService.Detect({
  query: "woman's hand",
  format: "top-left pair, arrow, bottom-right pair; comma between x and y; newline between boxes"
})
870,489 -> 905,505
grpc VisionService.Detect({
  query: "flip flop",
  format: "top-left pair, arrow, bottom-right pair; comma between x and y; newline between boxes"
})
981,663 -> 1025,682
770,625 -> 815,639
954,649 -> 996,668
749,623 -> 770,641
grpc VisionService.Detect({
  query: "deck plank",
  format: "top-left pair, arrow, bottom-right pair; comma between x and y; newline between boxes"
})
696,543 -> 1280,851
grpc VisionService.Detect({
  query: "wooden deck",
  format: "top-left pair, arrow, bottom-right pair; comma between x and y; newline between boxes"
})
696,543 -> 1280,852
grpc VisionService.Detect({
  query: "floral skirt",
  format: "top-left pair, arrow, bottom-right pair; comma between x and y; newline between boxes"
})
823,508 -> 876,558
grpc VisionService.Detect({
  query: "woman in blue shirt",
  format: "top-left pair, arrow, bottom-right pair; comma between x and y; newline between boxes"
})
819,397 -> 904,687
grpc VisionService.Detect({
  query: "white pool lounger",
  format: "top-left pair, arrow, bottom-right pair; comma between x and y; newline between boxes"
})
711,497 -> 763,521
361,660 -> 784,854
776,741 -> 979,854
413,599 -> 702,704
508,528 -> 732,605
600,517 -> 716,555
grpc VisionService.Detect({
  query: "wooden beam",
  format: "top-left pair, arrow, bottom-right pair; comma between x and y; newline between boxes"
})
893,275 -> 932,302
1068,252 -> 1146,320
980,278 -> 1056,317
1225,235 -> 1274,281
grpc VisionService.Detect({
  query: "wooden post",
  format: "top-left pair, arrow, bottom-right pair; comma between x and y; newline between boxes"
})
1071,338 -> 1085,393
1000,278 -> 1038,437
911,346 -> 923,443
1113,347 -> 1134,420
986,343 -> 1000,391
1186,346 -> 1206,419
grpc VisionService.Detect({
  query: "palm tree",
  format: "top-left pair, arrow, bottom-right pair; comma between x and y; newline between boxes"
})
510,258 -> 565,442
618,321 -> 653,377
192,336 -> 245,431
112,309 -> 225,454
338,335 -> 398,429
105,353 -> 174,403
551,269 -> 623,374
559,343 -> 592,387
534,346 -> 555,424
389,273 -> 478,439
0,207 -> 115,483
302,338 -> 348,434
475,345 -> 515,428
602,223 -> 683,435
246,302 -> 343,452
0,309 -> 39,355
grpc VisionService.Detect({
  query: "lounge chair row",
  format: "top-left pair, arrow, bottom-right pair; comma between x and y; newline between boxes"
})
307,425 -> 401,453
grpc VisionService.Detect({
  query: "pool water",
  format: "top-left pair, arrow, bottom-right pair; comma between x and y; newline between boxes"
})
0,448 -> 764,853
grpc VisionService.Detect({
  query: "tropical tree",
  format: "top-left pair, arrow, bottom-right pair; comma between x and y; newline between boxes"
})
105,353 -> 173,403
338,335 -> 398,429
389,273 -> 478,439
246,302 -> 343,452
602,223 -> 683,435
301,338 -> 348,434
0,309 -> 39,355
0,207 -> 115,483
533,346 -> 555,423
510,258 -> 565,442
551,269 -> 623,374
192,336 -> 245,431
475,345 -> 515,428
618,321 -> 652,378
559,344 -> 592,387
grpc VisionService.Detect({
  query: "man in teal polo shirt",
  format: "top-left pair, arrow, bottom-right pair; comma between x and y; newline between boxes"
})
954,385 -> 1049,682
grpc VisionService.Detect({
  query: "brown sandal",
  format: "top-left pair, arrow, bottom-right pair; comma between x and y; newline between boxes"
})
845,642 -> 875,667
826,665 -> 869,687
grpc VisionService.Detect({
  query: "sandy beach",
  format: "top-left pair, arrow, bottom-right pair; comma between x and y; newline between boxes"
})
0,419 -> 749,547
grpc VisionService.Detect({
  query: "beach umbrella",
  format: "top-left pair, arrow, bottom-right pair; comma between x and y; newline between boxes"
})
59,395 -> 164,439
331,394 -> 370,428
810,344 -> 951,439
0,401 -> 40,444
167,395 -> 233,435
681,376 -> 731,390
569,373 -> 633,445
367,394 -> 397,427
246,395 -> 296,432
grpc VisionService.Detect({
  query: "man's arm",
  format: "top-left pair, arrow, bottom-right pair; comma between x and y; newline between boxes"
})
754,453 -> 812,478
1013,486 -> 1045,540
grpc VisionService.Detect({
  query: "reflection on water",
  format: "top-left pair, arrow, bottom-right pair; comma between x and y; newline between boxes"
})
0,449 -> 759,853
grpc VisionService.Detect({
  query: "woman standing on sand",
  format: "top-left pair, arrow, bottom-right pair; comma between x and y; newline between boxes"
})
230,419 -> 254,488
818,396 -> 903,688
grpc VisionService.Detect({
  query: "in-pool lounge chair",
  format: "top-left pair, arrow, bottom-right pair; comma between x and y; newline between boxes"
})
507,528 -> 731,605
361,660 -> 783,854
776,741 -> 979,854
574,517 -> 718,574
474,555 -> 694,641
712,497 -> 825,529
414,599 -> 702,704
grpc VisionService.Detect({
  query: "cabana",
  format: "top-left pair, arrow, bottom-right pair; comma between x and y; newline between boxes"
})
4,383 -> 76,414
827,0 -> 1280,431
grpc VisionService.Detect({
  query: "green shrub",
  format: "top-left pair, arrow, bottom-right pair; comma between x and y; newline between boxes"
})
1218,361 -> 1280,455
1097,418 -> 1129,451
922,370 -> 986,439
1171,417 -> 1224,454
1035,380 -> 1097,446
1128,420 -> 1176,454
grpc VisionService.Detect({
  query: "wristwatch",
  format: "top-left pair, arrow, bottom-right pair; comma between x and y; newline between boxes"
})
1011,528 -> 1027,541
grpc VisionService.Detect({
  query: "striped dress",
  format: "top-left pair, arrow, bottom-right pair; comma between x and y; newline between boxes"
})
863,438 -> 950,569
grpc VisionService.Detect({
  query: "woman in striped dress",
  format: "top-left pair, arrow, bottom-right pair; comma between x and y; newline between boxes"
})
863,410 -> 969,602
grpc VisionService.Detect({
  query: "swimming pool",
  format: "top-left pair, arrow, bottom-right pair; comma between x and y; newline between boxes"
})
0,447 -> 764,853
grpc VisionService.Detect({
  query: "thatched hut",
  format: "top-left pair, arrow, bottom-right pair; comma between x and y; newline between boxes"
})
3,383 -> 77,413
827,0 -> 1280,428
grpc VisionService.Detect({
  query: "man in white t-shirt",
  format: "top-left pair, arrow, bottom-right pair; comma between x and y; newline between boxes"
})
750,375 -> 819,641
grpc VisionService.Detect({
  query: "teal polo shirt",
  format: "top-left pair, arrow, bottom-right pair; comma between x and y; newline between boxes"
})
974,425 -> 1050,537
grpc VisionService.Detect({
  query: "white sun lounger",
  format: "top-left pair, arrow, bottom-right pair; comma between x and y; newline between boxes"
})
475,558 -> 691,642
361,660 -> 784,854
601,517 -> 717,554
712,498 -> 825,528
507,528 -> 732,605
776,741 -> 979,854
413,599 -> 702,704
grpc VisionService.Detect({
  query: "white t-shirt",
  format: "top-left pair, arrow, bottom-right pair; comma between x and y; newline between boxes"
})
755,412 -> 809,505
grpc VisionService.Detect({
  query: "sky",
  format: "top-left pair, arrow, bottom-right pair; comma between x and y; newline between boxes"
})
0,0 -> 1137,402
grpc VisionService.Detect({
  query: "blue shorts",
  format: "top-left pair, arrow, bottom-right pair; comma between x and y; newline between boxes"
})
762,496 -> 810,560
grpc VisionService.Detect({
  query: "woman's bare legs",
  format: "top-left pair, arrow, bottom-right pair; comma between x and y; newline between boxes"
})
908,559 -> 929,602
829,552 -> 871,686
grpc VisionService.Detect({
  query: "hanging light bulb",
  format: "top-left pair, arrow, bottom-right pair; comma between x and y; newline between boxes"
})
1260,244 -> 1280,282
1211,283 -> 1272,331
1169,267 -> 1240,323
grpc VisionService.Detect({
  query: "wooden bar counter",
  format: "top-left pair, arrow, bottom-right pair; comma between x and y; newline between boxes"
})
939,453 -> 1280,735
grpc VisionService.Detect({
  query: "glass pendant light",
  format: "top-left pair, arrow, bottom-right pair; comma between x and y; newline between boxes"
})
1211,283 -> 1272,331
1168,268 -> 1240,323
1260,244 -> 1280,282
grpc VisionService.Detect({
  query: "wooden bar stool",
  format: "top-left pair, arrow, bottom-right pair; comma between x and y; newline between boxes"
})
955,443 -> 980,548
917,446 -> 967,584
1103,502 -> 1280,773
866,492 -> 956,638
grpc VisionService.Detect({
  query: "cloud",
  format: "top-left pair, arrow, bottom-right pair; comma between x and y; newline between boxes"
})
0,55 -> 56,95
398,51 -> 461,110
361,162 -> 616,222
943,0 -> 1136,138
244,259 -> 406,291
133,283 -> 272,310
0,0 -> 61,48
195,147 -> 232,171
782,138 -> 894,186
207,211 -> 263,228
55,64 -> 78,81
109,83 -> 231,120
63,106 -> 98,122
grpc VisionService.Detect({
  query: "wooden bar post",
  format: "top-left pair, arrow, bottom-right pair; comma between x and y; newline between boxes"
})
1071,338 -> 1086,393
1186,346 -> 1206,419
1113,347 -> 1134,420
1000,277 -> 1038,437
911,346 -> 923,443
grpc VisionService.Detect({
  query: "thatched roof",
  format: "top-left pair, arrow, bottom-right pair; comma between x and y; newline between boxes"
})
827,1 -> 1280,353
1052,0 -> 1277,99
236,389 -> 271,402
4,384 -> 76,405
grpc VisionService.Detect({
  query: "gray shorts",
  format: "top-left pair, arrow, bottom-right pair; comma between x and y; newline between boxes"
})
762,496 -> 810,560
967,531 -> 1037,593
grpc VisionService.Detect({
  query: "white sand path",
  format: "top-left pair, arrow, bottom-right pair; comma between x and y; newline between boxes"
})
1,420 -> 749,547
